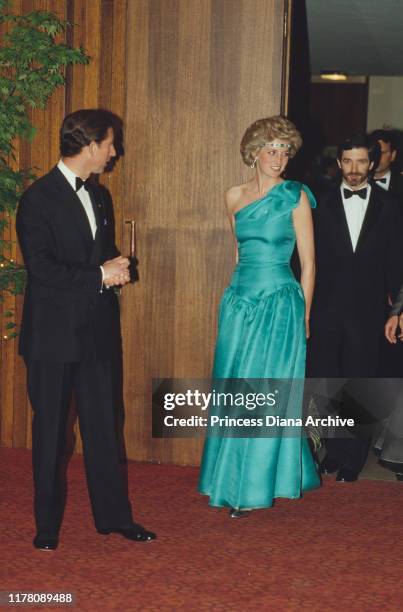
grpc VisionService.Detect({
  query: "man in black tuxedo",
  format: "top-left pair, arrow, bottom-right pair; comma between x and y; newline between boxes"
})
370,129 -> 403,201
16,109 -> 155,550
307,134 -> 403,482
369,130 -> 403,377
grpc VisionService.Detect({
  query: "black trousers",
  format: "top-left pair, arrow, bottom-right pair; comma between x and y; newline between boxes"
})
307,323 -> 382,474
26,359 -> 133,536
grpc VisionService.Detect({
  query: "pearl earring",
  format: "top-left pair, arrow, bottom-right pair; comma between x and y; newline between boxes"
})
250,159 -> 257,169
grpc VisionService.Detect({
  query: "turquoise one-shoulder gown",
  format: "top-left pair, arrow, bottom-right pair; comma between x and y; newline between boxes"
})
198,180 -> 320,509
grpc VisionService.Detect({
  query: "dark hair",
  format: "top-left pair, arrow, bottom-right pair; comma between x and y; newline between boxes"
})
60,109 -> 118,157
337,134 -> 381,168
369,129 -> 397,151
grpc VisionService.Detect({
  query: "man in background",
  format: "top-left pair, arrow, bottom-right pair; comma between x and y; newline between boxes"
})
370,129 -> 403,376
307,134 -> 403,482
370,129 -> 403,202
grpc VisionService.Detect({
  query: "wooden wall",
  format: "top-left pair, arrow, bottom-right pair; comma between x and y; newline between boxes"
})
310,82 -> 369,146
0,0 -> 288,464
121,0 -> 286,464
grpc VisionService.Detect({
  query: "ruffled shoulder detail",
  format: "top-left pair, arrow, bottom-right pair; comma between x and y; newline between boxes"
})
273,180 -> 317,210
241,181 -> 316,222
235,180 -> 316,223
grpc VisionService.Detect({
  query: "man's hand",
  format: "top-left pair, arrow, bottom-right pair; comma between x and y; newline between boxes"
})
106,270 -> 131,287
385,315 -> 399,344
102,256 -> 130,288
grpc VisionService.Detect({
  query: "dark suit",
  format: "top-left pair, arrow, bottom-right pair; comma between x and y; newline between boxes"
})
388,170 -> 403,201
16,166 -> 133,536
307,184 -> 403,474
390,286 -> 403,317
374,171 -> 403,375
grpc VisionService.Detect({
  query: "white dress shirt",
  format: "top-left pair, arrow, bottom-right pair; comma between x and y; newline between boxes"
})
57,159 -> 97,239
375,170 -> 391,191
340,182 -> 371,252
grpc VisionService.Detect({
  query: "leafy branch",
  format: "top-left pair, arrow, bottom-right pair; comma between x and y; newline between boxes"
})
0,0 -> 89,335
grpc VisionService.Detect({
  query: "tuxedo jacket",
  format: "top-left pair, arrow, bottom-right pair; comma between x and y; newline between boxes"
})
373,171 -> 403,206
310,184 -> 403,334
16,166 -> 121,362
390,288 -> 403,316
389,170 -> 403,200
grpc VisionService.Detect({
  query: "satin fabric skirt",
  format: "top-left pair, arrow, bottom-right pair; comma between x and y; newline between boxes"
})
198,262 -> 320,508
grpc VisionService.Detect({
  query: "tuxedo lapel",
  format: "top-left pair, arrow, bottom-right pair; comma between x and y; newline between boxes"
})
87,184 -> 103,232
52,167 -> 94,251
389,171 -> 403,199
389,172 -> 399,194
86,184 -> 104,264
328,190 -> 354,254
355,189 -> 382,252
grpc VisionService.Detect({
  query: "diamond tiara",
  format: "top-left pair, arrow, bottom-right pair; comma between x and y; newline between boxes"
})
262,141 -> 292,149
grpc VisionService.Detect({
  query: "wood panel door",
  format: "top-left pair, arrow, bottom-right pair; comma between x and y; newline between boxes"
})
121,0 -> 288,465
310,82 -> 369,146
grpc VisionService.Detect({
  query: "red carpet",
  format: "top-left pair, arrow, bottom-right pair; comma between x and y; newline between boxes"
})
1,447 -> 403,611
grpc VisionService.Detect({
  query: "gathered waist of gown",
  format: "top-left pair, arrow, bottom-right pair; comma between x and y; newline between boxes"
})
229,262 -> 300,300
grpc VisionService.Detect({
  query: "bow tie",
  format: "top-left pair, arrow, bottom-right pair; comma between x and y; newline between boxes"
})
343,187 -> 367,200
75,177 -> 90,192
376,177 -> 387,184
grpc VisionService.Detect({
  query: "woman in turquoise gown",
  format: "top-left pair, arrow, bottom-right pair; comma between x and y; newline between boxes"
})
199,116 -> 320,515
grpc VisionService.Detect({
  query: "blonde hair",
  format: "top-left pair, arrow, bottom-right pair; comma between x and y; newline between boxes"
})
240,116 -> 302,166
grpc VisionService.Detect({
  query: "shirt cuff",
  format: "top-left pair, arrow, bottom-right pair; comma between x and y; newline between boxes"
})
100,265 -> 105,293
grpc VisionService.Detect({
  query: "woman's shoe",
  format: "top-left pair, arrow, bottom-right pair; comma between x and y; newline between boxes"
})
229,508 -> 251,518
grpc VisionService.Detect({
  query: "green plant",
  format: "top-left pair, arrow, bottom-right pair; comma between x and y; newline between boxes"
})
0,0 -> 89,337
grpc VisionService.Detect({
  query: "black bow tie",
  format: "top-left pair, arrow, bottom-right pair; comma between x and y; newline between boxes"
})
75,177 -> 90,192
376,177 -> 387,184
343,187 -> 367,200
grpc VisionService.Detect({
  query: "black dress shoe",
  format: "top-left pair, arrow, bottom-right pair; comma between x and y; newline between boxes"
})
229,508 -> 251,518
33,534 -> 58,550
97,522 -> 156,541
336,468 -> 358,482
320,457 -> 339,474
395,473 -> 403,481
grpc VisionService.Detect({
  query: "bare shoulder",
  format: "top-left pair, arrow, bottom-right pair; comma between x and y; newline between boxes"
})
225,185 -> 242,212
225,182 -> 251,215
